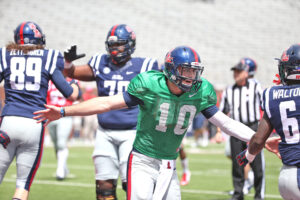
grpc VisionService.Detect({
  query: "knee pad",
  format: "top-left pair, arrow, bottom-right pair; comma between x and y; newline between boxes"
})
96,188 -> 117,200
96,180 -> 117,200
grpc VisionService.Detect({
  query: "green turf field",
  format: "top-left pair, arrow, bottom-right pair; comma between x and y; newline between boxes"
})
0,141 -> 282,200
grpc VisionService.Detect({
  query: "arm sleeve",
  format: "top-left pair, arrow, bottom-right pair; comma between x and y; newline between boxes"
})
201,105 -> 218,119
51,70 -> 74,98
208,110 -> 255,142
122,91 -> 144,107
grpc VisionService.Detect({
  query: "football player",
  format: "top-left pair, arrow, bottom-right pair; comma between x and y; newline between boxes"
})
63,24 -> 159,200
46,78 -> 81,180
236,44 -> 300,200
0,21 -> 81,200
34,46 -> 279,200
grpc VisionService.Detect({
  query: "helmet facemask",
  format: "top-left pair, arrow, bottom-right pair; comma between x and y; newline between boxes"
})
165,62 -> 204,92
278,61 -> 300,85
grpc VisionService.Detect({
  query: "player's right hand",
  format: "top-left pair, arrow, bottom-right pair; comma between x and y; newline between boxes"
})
33,104 -> 62,127
64,45 -> 86,64
0,130 -> 10,149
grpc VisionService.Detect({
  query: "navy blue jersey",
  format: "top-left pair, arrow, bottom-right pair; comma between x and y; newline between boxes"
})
0,47 -> 74,118
88,54 -> 159,130
262,85 -> 300,166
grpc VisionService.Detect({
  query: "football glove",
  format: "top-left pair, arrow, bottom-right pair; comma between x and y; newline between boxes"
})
236,149 -> 256,167
0,130 -> 10,149
64,45 -> 86,63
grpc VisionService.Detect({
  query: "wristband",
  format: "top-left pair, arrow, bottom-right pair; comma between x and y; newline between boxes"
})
60,107 -> 65,117
64,61 -> 73,69
245,149 -> 255,162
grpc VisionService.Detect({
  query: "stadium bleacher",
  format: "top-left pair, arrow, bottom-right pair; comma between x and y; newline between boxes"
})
0,0 -> 299,88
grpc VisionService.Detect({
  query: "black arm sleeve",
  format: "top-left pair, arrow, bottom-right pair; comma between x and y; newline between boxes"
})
122,91 -> 144,107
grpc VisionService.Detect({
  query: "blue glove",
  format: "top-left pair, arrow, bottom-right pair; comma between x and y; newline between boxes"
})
0,130 -> 10,149
236,150 -> 248,167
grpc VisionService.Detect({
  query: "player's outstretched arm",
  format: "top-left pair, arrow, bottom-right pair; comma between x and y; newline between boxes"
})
34,94 -> 127,126
248,113 -> 281,159
236,113 -> 281,167
208,110 -> 255,142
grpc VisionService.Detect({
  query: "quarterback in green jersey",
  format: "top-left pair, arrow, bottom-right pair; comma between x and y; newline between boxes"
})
34,46 -> 280,200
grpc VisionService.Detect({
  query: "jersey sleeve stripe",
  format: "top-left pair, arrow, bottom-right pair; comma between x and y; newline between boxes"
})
89,54 -> 97,67
45,49 -> 53,71
93,54 -> 102,76
140,58 -> 150,73
264,87 -> 272,118
147,58 -> 156,71
0,49 -> 3,73
1,47 -> 7,70
49,50 -> 59,75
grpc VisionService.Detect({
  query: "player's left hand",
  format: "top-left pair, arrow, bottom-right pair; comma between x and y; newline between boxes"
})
236,150 -> 249,167
265,136 -> 281,159
33,104 -> 62,127
0,130 -> 10,149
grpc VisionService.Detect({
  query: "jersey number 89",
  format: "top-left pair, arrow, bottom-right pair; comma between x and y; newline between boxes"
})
10,57 -> 42,91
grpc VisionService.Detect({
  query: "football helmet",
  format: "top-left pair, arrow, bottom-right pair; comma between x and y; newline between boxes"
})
164,46 -> 204,92
14,21 -> 45,45
277,44 -> 300,85
105,24 -> 136,64
232,58 -> 257,76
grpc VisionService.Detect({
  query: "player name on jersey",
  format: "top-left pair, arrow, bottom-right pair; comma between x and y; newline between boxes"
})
9,49 -> 44,56
273,87 -> 300,99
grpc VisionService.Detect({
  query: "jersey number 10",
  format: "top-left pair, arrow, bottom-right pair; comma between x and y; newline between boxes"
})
155,102 -> 196,135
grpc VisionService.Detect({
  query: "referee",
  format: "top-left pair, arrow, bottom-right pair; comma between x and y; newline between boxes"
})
219,58 -> 265,200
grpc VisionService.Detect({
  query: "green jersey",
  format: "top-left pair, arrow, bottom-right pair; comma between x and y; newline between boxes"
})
127,70 -> 217,159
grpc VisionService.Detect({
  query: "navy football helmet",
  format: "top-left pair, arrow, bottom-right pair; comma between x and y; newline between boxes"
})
277,44 -> 300,85
14,21 -> 45,45
232,58 -> 257,76
105,24 -> 136,64
243,58 -> 257,76
164,46 -> 204,92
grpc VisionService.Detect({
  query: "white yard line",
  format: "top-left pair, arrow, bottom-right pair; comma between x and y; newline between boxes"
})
3,178 -> 282,199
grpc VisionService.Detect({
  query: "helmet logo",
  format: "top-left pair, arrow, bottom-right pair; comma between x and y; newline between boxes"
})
28,23 -> 42,38
281,51 -> 289,61
165,53 -> 173,64
125,25 -> 136,40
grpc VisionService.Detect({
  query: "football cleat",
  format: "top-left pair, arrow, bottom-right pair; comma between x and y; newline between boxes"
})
180,170 -> 191,186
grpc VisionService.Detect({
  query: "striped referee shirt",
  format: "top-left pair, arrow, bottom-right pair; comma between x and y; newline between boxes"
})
219,79 -> 263,125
